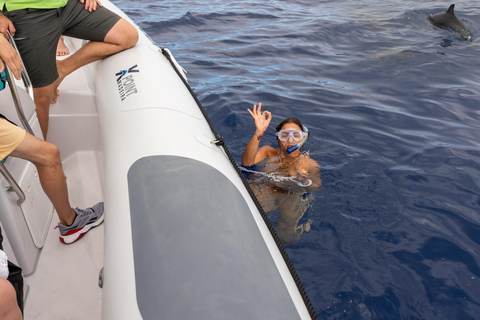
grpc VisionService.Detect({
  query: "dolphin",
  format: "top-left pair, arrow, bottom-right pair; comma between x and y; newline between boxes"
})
428,4 -> 472,42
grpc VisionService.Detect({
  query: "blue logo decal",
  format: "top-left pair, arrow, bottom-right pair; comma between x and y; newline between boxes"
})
116,65 -> 140,101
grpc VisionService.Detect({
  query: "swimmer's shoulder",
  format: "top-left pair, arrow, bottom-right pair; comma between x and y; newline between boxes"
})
259,145 -> 278,157
253,145 -> 278,164
302,153 -> 320,170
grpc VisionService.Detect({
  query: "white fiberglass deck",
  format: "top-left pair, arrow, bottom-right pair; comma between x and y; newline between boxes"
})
23,37 -> 105,319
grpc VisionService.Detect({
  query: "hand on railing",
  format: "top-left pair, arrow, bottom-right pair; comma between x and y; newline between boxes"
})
5,30 -> 33,99
0,33 -> 22,80
0,12 -> 16,39
1,30 -> 35,135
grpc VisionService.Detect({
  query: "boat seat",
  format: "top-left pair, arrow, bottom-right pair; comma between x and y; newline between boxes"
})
127,155 -> 302,320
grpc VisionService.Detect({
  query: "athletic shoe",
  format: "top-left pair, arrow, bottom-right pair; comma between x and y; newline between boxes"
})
57,202 -> 104,244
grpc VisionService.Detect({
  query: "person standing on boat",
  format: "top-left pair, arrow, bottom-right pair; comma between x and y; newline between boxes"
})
0,115 -> 104,244
0,37 -> 24,318
2,29 -> 103,318
0,0 -> 139,139
1,37 -> 104,244
242,103 -> 321,245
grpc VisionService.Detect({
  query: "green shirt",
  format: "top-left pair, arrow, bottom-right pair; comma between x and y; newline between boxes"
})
1,0 -> 68,12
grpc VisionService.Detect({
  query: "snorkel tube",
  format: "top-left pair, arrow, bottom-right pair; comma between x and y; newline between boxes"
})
286,125 -> 309,154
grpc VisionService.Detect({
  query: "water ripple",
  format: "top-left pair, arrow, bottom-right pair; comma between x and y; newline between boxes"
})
112,0 -> 480,318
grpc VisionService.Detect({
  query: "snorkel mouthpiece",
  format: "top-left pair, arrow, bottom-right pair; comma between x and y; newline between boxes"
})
287,145 -> 299,154
286,125 -> 309,154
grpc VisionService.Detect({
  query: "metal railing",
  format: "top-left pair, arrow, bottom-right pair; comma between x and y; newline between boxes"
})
5,29 -> 34,135
0,30 -> 36,205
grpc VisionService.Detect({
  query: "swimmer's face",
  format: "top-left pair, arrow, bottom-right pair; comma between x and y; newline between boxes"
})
277,123 -> 302,153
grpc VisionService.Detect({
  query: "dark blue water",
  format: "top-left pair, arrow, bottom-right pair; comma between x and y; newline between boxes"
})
112,0 -> 480,318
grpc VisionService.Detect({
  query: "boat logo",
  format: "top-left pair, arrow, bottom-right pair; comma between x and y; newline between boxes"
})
115,65 -> 140,101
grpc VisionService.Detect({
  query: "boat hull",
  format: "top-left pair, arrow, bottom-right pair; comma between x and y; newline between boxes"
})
91,2 -> 315,319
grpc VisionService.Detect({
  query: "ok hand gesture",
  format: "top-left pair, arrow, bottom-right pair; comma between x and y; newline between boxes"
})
247,102 -> 272,136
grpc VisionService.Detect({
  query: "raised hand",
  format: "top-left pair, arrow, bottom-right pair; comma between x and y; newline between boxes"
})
247,102 -> 272,136
242,103 -> 274,166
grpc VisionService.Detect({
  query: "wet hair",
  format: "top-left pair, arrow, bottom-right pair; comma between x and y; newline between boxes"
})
275,117 -> 304,132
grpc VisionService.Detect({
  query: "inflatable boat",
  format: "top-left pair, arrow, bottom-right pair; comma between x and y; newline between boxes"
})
0,1 -> 317,319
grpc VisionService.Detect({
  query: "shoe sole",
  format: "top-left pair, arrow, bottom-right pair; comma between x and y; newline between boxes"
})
59,213 -> 105,245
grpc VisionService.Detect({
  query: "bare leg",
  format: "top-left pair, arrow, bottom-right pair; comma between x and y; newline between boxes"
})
33,18 -> 138,137
51,18 -> 138,103
33,85 -> 53,139
276,193 -> 314,246
249,183 -> 284,213
10,133 -> 76,225
0,278 -> 22,320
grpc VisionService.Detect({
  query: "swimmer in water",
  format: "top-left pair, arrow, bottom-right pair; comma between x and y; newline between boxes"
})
242,102 -> 321,190
242,102 -> 321,246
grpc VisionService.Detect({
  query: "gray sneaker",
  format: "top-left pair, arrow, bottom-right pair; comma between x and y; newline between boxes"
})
57,202 -> 104,244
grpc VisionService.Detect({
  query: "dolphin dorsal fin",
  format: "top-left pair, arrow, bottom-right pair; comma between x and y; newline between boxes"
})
446,4 -> 455,15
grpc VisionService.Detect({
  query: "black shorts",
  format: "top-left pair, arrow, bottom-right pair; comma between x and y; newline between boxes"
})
3,0 -> 121,88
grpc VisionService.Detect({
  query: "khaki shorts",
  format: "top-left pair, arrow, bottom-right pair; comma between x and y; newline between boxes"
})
0,118 -> 26,160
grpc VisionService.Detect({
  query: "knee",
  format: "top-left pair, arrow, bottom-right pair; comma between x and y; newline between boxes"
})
0,278 -> 16,300
106,19 -> 139,50
34,86 -> 53,109
0,278 -> 21,320
43,143 -> 62,167
116,19 -> 139,50
123,22 -> 139,49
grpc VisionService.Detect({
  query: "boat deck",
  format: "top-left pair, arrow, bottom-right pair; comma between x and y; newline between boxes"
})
23,37 -> 105,319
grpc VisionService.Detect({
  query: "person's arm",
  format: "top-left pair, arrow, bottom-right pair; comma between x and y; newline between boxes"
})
0,34 -> 22,80
242,102 -> 272,166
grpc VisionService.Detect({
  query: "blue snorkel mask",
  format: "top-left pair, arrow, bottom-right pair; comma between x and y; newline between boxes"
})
276,126 -> 309,154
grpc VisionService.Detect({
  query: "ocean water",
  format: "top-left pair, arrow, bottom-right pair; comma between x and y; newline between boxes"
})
111,0 -> 480,318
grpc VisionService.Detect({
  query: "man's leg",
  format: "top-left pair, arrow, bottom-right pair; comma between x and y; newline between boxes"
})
2,8 -> 62,139
35,18 -> 138,137
34,18 -> 138,138
9,132 -> 76,226
32,86 -> 53,139
0,278 -> 22,320
52,18 -> 138,103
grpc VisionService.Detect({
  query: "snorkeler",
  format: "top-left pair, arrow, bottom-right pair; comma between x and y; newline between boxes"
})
242,102 -> 321,246
242,102 -> 321,190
